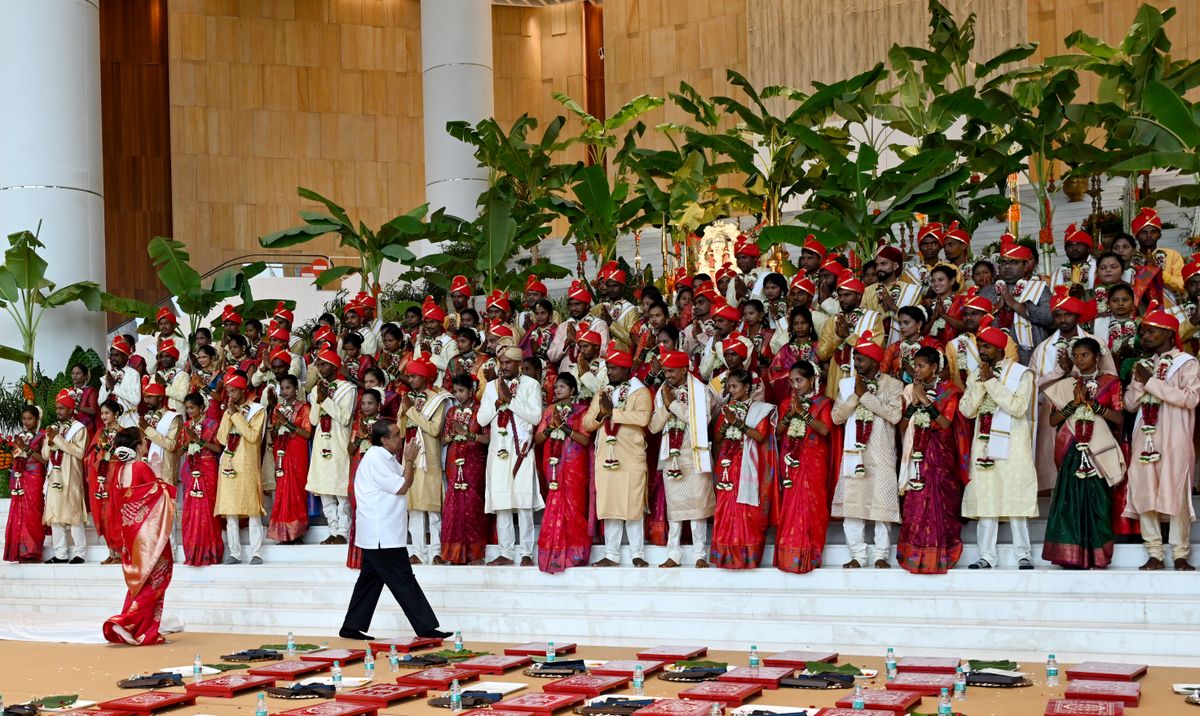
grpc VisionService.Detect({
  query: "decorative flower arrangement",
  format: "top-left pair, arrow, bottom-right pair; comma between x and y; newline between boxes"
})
852,384 -> 877,477
975,394 -> 997,470
907,394 -> 935,491
1138,357 -> 1170,463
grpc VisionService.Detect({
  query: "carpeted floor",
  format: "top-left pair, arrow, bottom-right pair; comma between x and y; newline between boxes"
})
0,632 -> 1194,715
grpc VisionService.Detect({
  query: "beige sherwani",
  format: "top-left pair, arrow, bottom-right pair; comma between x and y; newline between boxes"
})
816,309 -> 885,398
215,403 -> 266,517
1125,350 -> 1200,560
960,362 -> 1038,518
831,374 -> 903,524
401,388 -> 451,513
307,380 -> 357,497
157,368 -> 191,414
42,420 -> 88,525
649,377 -> 717,522
584,381 -> 653,521
143,409 -> 183,486
591,300 -> 639,353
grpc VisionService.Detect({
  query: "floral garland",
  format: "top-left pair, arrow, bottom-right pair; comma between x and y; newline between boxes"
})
9,430 -> 35,496
94,426 -> 117,499
448,405 -> 474,491
1072,374 -> 1100,479
223,407 -> 245,477
1094,284 -> 1110,317
663,386 -> 690,481
544,401 -> 573,490
1059,261 -> 1090,289
851,381 -> 878,476
1109,317 -> 1137,356
494,378 -> 520,460
529,326 -> 553,360
601,382 -> 633,470
975,394 -> 998,470
716,401 -> 750,492
781,398 -> 813,488
318,380 -> 337,460
184,418 -> 208,497
905,387 -> 938,491
929,295 -> 953,337
1138,355 -> 1172,463
47,420 -> 71,490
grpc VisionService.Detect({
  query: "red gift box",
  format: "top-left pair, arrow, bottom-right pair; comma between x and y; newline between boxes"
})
762,651 -> 838,668
591,660 -> 668,677
1064,680 -> 1140,706
833,689 -> 922,715
496,693 -> 587,714
815,710 -> 897,716
504,641 -> 578,657
299,648 -> 366,664
543,674 -> 631,697
463,711 -> 529,716
185,673 -> 277,697
1045,699 -> 1125,715
458,654 -> 534,675
633,699 -> 716,716
895,656 -> 960,674
395,666 -> 479,689
637,646 -> 708,661
97,692 -> 198,714
678,681 -> 763,706
367,636 -> 444,653
57,711 -> 136,716
335,683 -> 428,707
1064,662 -> 1148,682
249,659 -> 329,678
717,666 -> 795,689
883,671 -> 956,696
272,703 -> 380,716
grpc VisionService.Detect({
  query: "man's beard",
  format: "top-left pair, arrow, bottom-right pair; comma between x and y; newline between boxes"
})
876,269 -> 894,283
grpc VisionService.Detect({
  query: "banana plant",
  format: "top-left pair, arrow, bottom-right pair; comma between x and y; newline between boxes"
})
1106,79 -> 1200,207
0,227 -> 102,384
260,187 -> 432,293
547,161 -> 655,265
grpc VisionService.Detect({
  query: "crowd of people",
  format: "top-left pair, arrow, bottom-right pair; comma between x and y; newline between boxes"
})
4,206 -> 1198,576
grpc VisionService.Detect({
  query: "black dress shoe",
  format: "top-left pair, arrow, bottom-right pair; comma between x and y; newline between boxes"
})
68,556 -> 85,564
45,557 -> 66,564
419,629 -> 453,639
338,629 -> 375,640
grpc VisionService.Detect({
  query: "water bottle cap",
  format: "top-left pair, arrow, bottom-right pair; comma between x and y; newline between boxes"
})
940,687 -> 949,694
1048,654 -> 1056,659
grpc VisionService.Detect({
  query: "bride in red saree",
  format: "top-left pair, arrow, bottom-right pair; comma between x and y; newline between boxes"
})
103,429 -> 176,646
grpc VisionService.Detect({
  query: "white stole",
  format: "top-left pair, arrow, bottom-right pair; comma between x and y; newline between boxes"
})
985,361 -> 1029,461
655,374 -> 712,474
146,409 -> 180,477
955,334 -> 981,373
839,377 -> 864,478
885,284 -> 924,343
413,390 -> 452,471
736,402 -> 776,507
1012,279 -> 1047,348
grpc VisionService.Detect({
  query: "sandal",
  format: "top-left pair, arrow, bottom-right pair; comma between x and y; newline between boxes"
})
117,673 -> 184,689
574,698 -> 659,715
397,653 -> 450,668
220,649 -> 282,662
265,683 -> 337,700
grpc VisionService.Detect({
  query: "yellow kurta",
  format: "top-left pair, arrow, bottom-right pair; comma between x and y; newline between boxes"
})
215,403 -> 266,517
401,389 -> 451,513
42,421 -> 88,525
307,380 -> 357,496
583,381 -> 653,521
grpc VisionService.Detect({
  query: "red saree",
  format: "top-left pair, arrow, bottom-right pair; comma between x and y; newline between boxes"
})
103,461 -> 176,646
85,426 -> 123,550
4,431 -> 46,562
710,403 -> 777,569
766,340 -> 816,406
536,403 -> 592,573
773,397 -> 832,573
267,401 -> 312,543
441,402 -> 488,564
179,416 -> 224,566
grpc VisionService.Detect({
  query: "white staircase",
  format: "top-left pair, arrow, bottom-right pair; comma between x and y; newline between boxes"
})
3,497 -> 1200,666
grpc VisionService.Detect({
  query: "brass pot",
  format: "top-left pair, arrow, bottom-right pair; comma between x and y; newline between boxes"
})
1063,175 -> 1088,202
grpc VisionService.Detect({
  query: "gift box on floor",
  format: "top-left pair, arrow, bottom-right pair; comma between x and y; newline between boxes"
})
272,702 -> 380,716
1045,699 -> 1125,715
543,674 -> 631,697
762,651 -> 838,669
505,642 -> 578,657
97,692 -> 197,714
495,692 -> 587,713
718,667 -> 795,689
632,699 -> 719,716
368,637 -> 444,653
1064,680 -> 1140,706
591,660 -> 669,677
833,689 -> 922,715
1064,662 -> 1148,682
637,646 -> 708,661
883,671 -> 956,696
334,683 -> 428,707
678,681 -> 764,706
249,660 -> 329,678
395,666 -> 479,689
299,648 -> 366,664
185,673 -> 276,697
895,656 -> 960,674
458,654 -> 534,675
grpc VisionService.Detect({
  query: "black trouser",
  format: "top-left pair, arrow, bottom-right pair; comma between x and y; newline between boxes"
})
342,547 -> 440,635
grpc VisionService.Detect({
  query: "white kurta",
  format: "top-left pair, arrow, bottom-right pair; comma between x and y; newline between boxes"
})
100,365 -> 142,428
477,375 -> 545,512
307,379 -> 357,496
959,362 -> 1038,519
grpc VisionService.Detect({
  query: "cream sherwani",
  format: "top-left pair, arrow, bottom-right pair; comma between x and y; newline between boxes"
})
1125,350 -> 1200,561
43,420 -> 88,560
100,365 -> 142,428
592,300 -> 639,353
478,374 -> 544,560
584,380 -> 653,562
216,402 -> 267,561
960,361 -> 1037,566
401,387 -> 451,562
308,379 -> 357,538
649,377 -> 717,563
547,316 -> 610,370
816,309 -> 885,398
143,408 -> 183,486
153,368 -> 191,414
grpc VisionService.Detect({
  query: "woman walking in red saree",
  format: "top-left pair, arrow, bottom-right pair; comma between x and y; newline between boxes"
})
103,429 -> 176,646
535,373 -> 593,573
5,406 -> 47,563
178,393 -> 224,566
710,369 -> 778,569
773,361 -> 833,574
440,375 -> 489,564
896,347 -> 969,574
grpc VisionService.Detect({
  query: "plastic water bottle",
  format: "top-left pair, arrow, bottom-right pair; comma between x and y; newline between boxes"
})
450,679 -> 463,712
454,630 -> 464,652
286,631 -> 296,657
632,664 -> 645,695
255,693 -> 268,716
389,644 -> 400,673
884,647 -> 897,681
546,641 -> 557,664
364,651 -> 376,680
708,704 -> 722,716
192,653 -> 203,682
953,666 -> 967,701
852,683 -> 865,709
331,660 -> 343,691
1046,654 -> 1059,687
937,687 -> 952,715
748,645 -> 760,670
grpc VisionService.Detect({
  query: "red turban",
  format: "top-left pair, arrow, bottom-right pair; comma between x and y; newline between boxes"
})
721,333 -> 751,360
853,331 -> 885,363
405,359 -> 438,379
158,338 -> 181,361
225,372 -> 249,391
269,348 -> 291,366
486,290 -> 511,315
450,275 -> 472,297
694,283 -> 719,304
268,326 -> 290,342
489,323 -> 515,339
1000,235 -> 1033,261
605,347 -> 633,368
1051,286 -> 1095,322
944,221 -> 970,246
143,381 -> 166,398
422,296 -> 446,322
711,301 -> 740,322
790,271 -> 816,296
976,316 -> 1010,350
317,348 -> 342,368
1143,302 -> 1180,333
55,389 -> 76,410
567,280 -> 592,304
525,275 -> 548,295
802,235 -> 827,259
660,350 -> 689,369
917,223 -> 945,246
598,260 -> 627,284
837,274 -> 866,294
577,328 -> 602,346
1063,223 -> 1093,249
735,238 -> 761,258
155,306 -> 178,325
1131,207 -> 1162,235
272,301 -> 294,325
962,288 -> 992,313
110,335 -> 132,355
876,245 -> 904,264
221,305 -> 243,325
1183,260 -> 1200,284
